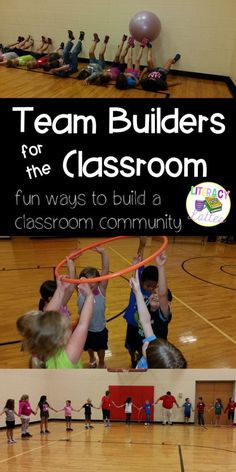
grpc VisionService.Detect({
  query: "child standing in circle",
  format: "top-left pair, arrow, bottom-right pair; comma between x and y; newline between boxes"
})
182,398 -> 194,424
224,397 -> 236,426
57,400 -> 77,431
35,395 -> 57,434
196,397 -> 206,428
77,246 -> 109,368
79,398 -> 100,429
141,399 -> 153,426
0,399 -> 19,443
18,394 -> 36,438
100,390 -> 113,427
114,397 -> 139,425
209,398 -> 224,426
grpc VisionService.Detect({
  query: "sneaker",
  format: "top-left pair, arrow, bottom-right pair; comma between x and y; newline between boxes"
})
173,53 -> 181,63
60,42 -> 64,50
147,42 -> 152,49
93,33 -> 100,43
68,30 -> 75,40
11,439 -> 17,443
79,31 -> 85,41
69,428 -> 73,431
128,36 -> 135,48
25,432 -> 32,437
45,430 -> 50,434
122,34 -> 128,42
21,434 -> 27,439
40,430 -> 44,434
104,35 -> 110,44
89,425 -> 94,428
89,360 -> 97,368
140,37 -> 149,48
85,425 -> 89,429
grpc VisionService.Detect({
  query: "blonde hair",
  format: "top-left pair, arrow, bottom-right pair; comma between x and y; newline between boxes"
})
17,310 -> 70,361
20,394 -> 29,401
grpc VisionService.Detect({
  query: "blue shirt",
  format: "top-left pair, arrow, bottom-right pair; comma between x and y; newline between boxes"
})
123,267 -> 152,328
136,335 -> 156,369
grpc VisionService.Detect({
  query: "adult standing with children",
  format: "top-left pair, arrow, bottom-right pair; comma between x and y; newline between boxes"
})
155,391 -> 179,425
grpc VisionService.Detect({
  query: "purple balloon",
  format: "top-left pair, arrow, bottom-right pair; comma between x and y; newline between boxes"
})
129,11 -> 161,42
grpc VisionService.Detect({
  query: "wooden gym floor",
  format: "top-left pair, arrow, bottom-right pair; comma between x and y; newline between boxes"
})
0,236 -> 236,369
0,65 -> 233,98
0,421 -> 236,472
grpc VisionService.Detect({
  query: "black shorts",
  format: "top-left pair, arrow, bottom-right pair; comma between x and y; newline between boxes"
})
65,416 -> 72,422
6,420 -> 15,429
125,324 -> 143,354
84,327 -> 108,352
228,411 -> 234,421
102,409 -> 110,420
85,413 -> 91,420
40,412 -> 49,419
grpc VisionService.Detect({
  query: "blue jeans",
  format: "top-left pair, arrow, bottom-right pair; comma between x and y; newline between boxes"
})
63,40 -> 82,68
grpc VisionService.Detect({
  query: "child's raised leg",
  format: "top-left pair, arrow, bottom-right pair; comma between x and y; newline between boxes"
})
89,33 -> 100,60
163,53 -> 181,72
126,47 -> 134,69
113,34 -> 127,62
146,44 -> 155,70
134,40 -> 147,73
98,35 -> 109,61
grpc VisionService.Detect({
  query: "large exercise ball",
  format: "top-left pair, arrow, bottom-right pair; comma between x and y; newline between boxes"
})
129,11 -> 161,42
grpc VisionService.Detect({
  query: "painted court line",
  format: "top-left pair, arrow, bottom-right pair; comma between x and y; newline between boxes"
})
0,431 -> 82,464
173,294 -> 236,345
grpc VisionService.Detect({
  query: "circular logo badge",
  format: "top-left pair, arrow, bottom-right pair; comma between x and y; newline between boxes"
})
186,182 -> 231,227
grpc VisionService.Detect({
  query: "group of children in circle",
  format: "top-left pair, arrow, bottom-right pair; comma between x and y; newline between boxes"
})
0,29 -> 181,92
16,237 -> 187,369
1,391 -> 235,444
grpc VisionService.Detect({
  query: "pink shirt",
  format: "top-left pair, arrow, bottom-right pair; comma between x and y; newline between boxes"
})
64,405 -> 72,416
18,400 -> 32,416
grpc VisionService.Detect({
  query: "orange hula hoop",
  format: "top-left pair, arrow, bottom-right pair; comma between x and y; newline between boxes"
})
55,235 -> 168,284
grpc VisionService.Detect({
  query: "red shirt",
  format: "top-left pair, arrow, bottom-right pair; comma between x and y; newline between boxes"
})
160,395 -> 177,409
197,402 -> 205,413
225,401 -> 236,412
101,396 -> 111,410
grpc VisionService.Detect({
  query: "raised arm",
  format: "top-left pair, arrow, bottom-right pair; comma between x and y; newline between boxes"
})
46,277 -> 73,311
155,252 -> 169,317
137,236 -> 147,259
130,270 -> 154,339
93,246 -> 109,294
60,257 -> 76,305
65,282 -> 94,364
